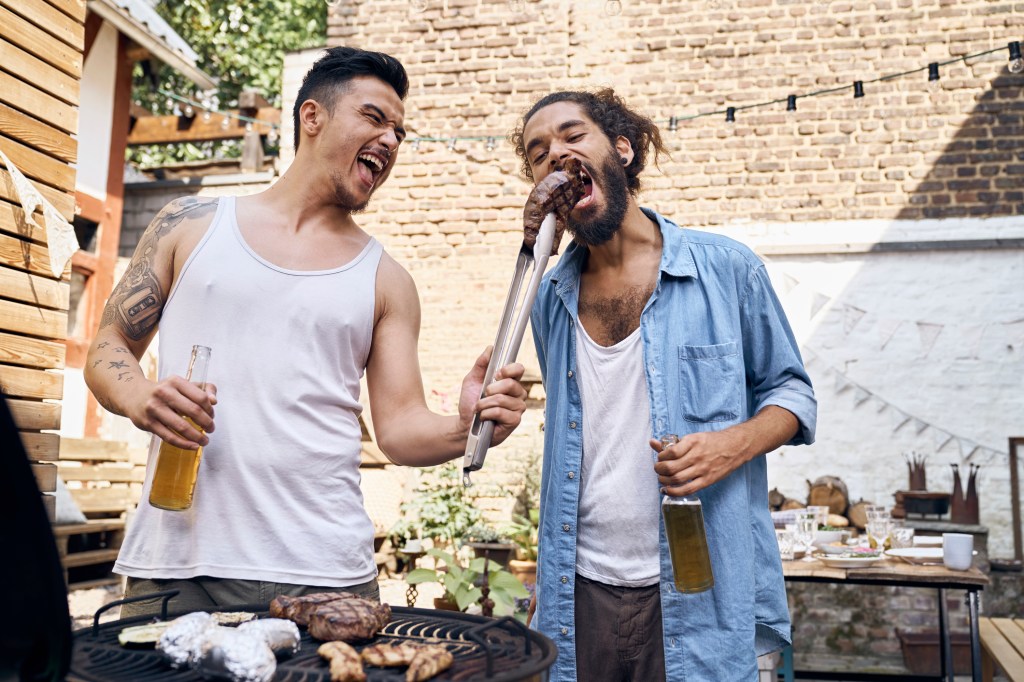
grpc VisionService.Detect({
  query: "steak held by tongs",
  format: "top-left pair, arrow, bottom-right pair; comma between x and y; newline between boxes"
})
462,159 -> 586,485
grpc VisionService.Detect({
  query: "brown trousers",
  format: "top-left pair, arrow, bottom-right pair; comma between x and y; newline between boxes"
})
120,575 -> 380,619
574,573 -> 666,682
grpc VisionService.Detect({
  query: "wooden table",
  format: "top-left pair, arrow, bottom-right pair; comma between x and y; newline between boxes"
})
783,556 -> 989,682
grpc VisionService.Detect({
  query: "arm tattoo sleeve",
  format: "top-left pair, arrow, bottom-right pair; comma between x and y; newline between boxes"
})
100,197 -> 217,340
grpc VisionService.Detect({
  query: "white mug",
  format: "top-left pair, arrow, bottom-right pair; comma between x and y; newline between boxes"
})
942,533 -> 973,571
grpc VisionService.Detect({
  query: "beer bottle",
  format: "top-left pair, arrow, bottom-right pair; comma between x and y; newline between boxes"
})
148,345 -> 212,511
660,435 -> 715,593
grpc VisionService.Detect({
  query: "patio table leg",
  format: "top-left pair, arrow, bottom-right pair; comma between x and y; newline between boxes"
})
938,587 -> 953,682
968,590 -> 981,682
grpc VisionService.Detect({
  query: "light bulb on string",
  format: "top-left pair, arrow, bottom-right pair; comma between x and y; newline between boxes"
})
927,62 -> 941,92
786,95 -> 797,111
411,0 -> 427,11
202,109 -> 212,123
447,138 -> 457,151
165,97 -> 174,111
267,127 -> 279,145
221,116 -> 230,130
668,116 -> 678,131
245,122 -> 254,132
1009,41 -> 1024,74
725,107 -> 735,123
604,0 -> 622,16
486,137 -> 496,151
183,104 -> 195,118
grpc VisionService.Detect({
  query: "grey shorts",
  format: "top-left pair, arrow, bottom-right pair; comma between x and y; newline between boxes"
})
574,573 -> 666,682
120,575 -> 381,620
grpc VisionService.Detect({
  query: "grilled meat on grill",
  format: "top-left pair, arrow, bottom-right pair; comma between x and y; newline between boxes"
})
406,646 -> 454,682
268,592 -> 347,626
523,157 -> 587,256
360,641 -> 424,667
307,598 -> 391,643
318,641 -> 366,682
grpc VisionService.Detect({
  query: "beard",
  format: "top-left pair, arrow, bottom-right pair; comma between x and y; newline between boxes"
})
566,153 -> 629,247
329,170 -> 371,213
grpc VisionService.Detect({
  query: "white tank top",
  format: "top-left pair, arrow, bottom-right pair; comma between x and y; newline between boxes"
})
115,196 -> 383,586
574,323 -> 661,587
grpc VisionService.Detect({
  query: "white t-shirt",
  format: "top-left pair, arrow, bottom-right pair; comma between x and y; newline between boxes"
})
574,323 -> 661,587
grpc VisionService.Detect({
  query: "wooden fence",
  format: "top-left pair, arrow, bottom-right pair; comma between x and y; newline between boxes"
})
1,0 -> 84,520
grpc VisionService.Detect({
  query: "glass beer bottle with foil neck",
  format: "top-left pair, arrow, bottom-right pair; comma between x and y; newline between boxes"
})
660,434 -> 715,593
148,345 -> 212,511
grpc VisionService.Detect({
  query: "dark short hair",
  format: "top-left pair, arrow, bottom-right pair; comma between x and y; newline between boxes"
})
509,89 -> 668,195
293,46 -> 409,151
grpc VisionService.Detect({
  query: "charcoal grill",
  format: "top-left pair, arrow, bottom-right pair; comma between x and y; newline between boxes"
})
69,596 -> 556,682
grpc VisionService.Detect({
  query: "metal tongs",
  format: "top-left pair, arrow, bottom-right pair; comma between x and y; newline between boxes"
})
462,212 -> 558,486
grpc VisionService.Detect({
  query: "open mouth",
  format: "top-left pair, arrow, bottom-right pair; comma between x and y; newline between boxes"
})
575,165 -> 595,209
357,151 -> 386,187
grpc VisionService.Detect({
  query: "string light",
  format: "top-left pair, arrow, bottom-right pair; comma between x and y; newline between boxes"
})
183,104 -> 195,118
486,137 -> 496,151
786,94 -> 797,111
157,89 -> 280,138
447,138 -> 457,151
411,0 -> 427,11
1009,41 -> 1024,74
725,107 -> 735,122
853,80 -> 865,98
927,62 -> 940,82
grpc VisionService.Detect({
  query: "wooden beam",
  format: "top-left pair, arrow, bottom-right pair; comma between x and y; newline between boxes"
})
0,232 -> 59,277
0,0 -> 84,51
127,107 -> 281,145
0,134 -> 76,193
0,331 -> 66,369
0,265 -> 68,309
0,296 -> 68,338
7,397 -> 61,431
82,9 -> 101,62
0,37 -> 79,106
21,431 -> 60,462
0,364 -> 63,400
48,0 -> 87,25
0,101 -> 77,164
0,4 -> 82,78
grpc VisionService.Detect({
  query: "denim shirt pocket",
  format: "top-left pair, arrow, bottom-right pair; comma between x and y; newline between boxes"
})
677,341 -> 742,423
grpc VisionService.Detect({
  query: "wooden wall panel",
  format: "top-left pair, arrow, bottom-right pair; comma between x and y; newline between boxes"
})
0,0 -> 82,510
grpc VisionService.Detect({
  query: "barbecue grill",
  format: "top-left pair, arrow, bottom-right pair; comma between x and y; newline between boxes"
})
69,595 -> 557,682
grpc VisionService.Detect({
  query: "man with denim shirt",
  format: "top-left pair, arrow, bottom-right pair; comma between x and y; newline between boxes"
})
511,88 -> 816,681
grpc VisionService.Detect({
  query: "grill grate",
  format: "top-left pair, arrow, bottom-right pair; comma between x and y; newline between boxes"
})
70,605 -> 556,682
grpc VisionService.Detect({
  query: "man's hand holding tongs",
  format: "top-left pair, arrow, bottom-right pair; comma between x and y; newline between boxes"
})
457,346 -> 528,447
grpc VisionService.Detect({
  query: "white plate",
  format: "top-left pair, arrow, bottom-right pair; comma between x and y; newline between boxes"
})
913,536 -> 943,547
886,547 -> 944,564
815,553 -> 885,568
817,542 -> 852,555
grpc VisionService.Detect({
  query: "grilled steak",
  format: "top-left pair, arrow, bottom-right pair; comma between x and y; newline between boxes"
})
406,646 -> 454,682
268,592 -> 349,626
307,597 -> 391,643
523,157 -> 586,255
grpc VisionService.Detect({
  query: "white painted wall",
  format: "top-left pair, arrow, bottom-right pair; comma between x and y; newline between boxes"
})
718,216 -> 1024,558
76,21 -> 119,200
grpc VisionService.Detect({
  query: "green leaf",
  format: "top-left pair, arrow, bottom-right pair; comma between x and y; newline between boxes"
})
489,572 -> 530,598
406,568 -> 439,585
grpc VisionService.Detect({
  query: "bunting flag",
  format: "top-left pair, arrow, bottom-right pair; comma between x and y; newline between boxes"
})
808,346 -> 1003,463
768,268 -> 1023,358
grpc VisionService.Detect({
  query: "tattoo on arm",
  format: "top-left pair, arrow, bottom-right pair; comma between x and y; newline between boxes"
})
99,197 -> 216,340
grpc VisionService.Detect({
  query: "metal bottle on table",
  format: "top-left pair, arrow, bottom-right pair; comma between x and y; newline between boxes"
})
148,345 -> 212,511
660,434 -> 715,593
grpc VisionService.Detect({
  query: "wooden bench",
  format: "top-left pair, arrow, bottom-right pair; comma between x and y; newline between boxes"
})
54,438 -> 146,590
980,616 -> 1024,682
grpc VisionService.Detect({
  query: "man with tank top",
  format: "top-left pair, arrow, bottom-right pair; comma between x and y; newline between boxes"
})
84,47 -> 529,617
511,90 -> 817,681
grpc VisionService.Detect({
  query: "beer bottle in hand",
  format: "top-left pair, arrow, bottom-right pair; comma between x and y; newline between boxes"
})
660,435 -> 714,593
148,345 -> 212,511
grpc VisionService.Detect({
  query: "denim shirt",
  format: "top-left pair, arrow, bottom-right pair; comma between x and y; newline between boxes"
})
530,208 -> 816,682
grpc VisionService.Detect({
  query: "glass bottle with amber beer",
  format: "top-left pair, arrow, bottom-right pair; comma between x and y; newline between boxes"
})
660,435 -> 715,593
148,345 -> 212,511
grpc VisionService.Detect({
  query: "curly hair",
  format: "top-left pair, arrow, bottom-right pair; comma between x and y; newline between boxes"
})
509,89 -> 668,195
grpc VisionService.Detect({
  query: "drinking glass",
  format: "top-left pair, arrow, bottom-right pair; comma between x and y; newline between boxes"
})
807,505 -> 830,529
891,526 -> 915,549
776,530 -> 795,561
795,511 -> 818,561
866,519 -> 891,550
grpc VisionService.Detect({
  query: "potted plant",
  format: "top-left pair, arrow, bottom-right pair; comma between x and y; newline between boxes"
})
460,523 -> 517,567
406,548 -> 530,616
387,463 -> 484,551
505,510 -> 539,586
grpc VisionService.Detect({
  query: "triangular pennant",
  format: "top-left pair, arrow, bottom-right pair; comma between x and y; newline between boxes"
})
875,397 -> 888,413
956,324 -> 986,360
913,418 -> 929,435
810,293 -> 831,319
876,318 -> 903,351
916,322 -> 943,357
889,408 -> 911,432
782,274 -> 799,294
842,305 -> 866,335
933,428 -> 953,451
834,373 -> 852,393
853,387 -> 871,406
958,438 -> 979,461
